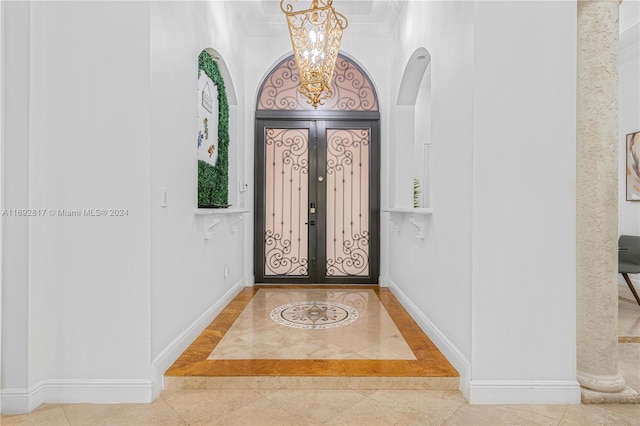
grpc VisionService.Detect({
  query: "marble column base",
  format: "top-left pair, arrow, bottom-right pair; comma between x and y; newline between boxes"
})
581,386 -> 640,404
577,371 -> 626,393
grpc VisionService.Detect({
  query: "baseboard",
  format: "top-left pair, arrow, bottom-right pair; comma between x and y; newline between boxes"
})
387,278 -> 471,401
245,274 -> 255,286
1,278 -> 246,414
150,277 -> 245,398
378,275 -> 389,287
1,379 -> 153,414
469,380 -> 581,405
1,384 -> 41,414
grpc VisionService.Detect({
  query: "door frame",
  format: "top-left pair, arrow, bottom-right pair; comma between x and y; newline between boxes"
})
254,110 -> 380,284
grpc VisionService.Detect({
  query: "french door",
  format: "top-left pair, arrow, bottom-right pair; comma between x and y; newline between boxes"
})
255,119 -> 379,284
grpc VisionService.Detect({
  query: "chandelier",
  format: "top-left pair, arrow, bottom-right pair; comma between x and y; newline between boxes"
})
280,0 -> 348,108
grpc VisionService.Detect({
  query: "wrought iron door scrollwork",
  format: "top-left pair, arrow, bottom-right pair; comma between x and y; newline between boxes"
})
325,128 -> 370,276
264,128 -> 310,276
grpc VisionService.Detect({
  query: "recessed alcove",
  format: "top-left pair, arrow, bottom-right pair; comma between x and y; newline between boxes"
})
393,47 -> 432,210
385,47 -> 433,238
194,48 -> 249,240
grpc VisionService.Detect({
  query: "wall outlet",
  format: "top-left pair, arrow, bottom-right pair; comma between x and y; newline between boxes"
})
224,264 -> 230,278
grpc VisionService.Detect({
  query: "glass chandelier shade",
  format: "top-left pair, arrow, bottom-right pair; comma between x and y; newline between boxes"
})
280,0 -> 348,108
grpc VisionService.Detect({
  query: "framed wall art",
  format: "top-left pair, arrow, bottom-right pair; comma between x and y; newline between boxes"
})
627,131 -> 640,201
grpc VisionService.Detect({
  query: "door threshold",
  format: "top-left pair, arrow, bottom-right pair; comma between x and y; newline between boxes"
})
254,284 -> 380,289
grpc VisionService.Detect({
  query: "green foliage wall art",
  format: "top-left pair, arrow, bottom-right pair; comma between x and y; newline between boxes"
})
197,50 -> 229,207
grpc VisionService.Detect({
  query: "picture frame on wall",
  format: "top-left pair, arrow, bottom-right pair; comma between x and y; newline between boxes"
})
627,131 -> 640,201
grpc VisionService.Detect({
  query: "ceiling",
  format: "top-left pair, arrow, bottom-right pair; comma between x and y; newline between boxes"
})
230,0 -> 404,37
230,0 -> 640,39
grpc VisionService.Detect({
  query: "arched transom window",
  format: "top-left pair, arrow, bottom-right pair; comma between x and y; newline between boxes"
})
257,54 -> 378,112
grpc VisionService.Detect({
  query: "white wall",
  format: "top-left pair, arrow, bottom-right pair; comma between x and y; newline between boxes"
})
1,0 -> 249,413
149,1 -> 247,385
2,1 -> 153,412
2,1 -> 31,405
388,0 -> 475,392
470,1 -> 577,403
618,24 -> 640,236
0,0 -> 5,413
618,18 -> 640,298
618,22 -> 640,291
388,0 -> 579,404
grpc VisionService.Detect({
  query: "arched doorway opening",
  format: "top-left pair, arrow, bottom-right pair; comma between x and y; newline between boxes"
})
254,54 -> 380,284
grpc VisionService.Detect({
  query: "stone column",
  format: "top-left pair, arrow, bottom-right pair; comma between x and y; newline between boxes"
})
576,0 -> 637,403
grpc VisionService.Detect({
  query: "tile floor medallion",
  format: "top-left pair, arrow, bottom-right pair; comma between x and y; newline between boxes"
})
269,300 -> 360,329
208,289 -> 416,360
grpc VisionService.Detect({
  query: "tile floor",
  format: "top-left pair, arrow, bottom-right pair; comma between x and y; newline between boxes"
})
2,391 -> 639,425
3,285 -> 640,425
166,286 -> 458,380
208,289 -> 416,360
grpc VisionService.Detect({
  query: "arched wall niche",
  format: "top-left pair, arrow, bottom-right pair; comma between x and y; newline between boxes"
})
397,47 -> 431,106
395,47 -> 432,208
256,52 -> 380,114
197,48 -> 239,208
204,48 -> 238,106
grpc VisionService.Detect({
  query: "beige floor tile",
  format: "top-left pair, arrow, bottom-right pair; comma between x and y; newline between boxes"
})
1,404 -> 70,425
327,390 -> 465,425
443,404 -> 568,426
367,390 -> 466,412
262,389 -> 367,424
560,404 -> 640,425
326,401 -> 425,426
356,335 -> 418,360
214,396 -> 300,426
602,403 -> 640,420
160,389 -> 264,425
355,389 -> 378,397
209,289 -> 416,361
61,398 -> 185,425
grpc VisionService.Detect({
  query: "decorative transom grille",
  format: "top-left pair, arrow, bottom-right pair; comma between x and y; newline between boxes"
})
257,54 -> 378,112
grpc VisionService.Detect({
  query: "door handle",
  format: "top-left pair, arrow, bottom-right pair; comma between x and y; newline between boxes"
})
305,220 -> 316,226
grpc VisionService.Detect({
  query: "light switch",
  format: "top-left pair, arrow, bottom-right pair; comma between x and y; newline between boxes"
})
161,187 -> 168,207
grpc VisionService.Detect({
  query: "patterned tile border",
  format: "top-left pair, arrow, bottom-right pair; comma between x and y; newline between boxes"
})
166,286 -> 459,378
